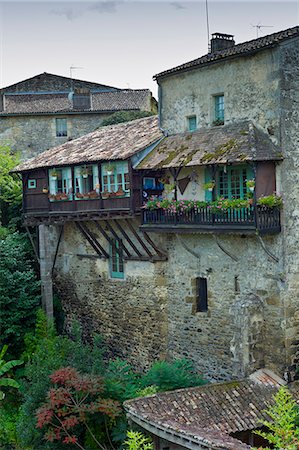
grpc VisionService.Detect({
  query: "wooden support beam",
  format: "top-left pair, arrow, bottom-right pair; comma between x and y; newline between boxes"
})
142,231 -> 167,257
125,219 -> 153,257
75,222 -> 108,259
104,220 -> 132,258
25,225 -> 40,263
112,219 -> 143,258
83,222 -> 110,259
93,221 -> 123,259
51,224 -> 64,275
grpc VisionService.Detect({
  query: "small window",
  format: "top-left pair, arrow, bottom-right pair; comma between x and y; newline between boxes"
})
74,165 -> 99,199
188,115 -> 197,132
48,167 -> 72,201
110,238 -> 124,279
143,177 -> 156,189
196,277 -> 208,312
56,118 -> 67,137
214,95 -> 224,123
28,179 -> 36,189
101,161 -> 130,197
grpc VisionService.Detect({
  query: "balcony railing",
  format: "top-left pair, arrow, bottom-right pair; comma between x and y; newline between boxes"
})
142,205 -> 281,234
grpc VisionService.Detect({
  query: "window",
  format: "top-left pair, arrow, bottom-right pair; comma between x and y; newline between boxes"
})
28,179 -> 36,189
74,165 -> 99,199
143,177 -> 156,189
188,115 -> 197,132
110,238 -> 124,279
196,278 -> 208,312
214,95 -> 224,123
48,167 -> 72,200
217,166 -> 249,199
56,118 -> 67,137
101,161 -> 130,197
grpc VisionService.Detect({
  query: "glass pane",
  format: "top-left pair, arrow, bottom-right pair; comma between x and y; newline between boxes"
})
188,116 -> 197,131
215,95 -> 224,121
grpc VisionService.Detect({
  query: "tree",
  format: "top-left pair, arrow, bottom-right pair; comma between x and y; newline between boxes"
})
36,367 -> 121,450
0,345 -> 23,400
124,431 -> 153,450
254,386 -> 299,450
0,145 -> 22,228
101,111 -> 154,127
0,232 -> 41,356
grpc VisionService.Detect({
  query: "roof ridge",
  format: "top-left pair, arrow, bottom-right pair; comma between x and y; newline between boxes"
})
154,25 -> 299,79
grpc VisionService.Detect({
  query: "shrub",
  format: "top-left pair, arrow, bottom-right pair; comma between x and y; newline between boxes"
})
124,430 -> 153,450
101,111 -> 154,127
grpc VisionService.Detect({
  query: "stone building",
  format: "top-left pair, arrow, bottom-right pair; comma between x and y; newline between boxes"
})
0,72 -> 156,159
15,26 -> 299,383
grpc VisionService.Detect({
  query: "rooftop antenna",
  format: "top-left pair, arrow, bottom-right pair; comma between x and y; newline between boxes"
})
69,65 -> 84,79
251,23 -> 273,38
205,0 -> 210,52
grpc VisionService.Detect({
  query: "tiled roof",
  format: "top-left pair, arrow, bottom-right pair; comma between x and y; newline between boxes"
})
1,90 -> 152,115
1,72 -> 119,93
14,116 -> 162,172
154,26 -> 299,79
136,122 -> 282,170
125,371 -> 293,450
92,90 -> 151,112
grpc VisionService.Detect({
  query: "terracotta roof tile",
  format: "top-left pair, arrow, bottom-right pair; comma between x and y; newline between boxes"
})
14,115 -> 162,172
154,26 -> 299,79
137,122 -> 282,170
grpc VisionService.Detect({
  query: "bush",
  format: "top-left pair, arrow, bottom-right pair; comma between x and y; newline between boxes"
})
0,232 -> 41,357
101,111 -> 154,127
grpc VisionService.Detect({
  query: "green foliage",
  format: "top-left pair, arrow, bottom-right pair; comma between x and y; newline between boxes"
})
16,322 -> 107,449
0,345 -> 23,400
101,110 -> 154,127
124,430 -> 153,450
141,359 -> 207,392
254,387 -> 299,449
0,145 -> 22,227
135,385 -> 158,397
257,193 -> 283,208
0,232 -> 41,356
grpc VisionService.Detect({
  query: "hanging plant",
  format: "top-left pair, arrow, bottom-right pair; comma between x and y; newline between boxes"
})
50,170 -> 58,180
80,166 -> 89,178
106,163 -> 114,175
246,179 -> 255,192
203,181 -> 215,192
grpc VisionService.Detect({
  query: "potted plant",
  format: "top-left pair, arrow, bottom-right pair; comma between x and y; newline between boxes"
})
101,189 -> 110,199
42,187 -> 49,194
164,183 -> 175,194
246,179 -> 255,192
203,181 -> 215,192
116,187 -> 125,197
106,163 -> 114,176
60,192 -> 68,200
76,192 -> 84,199
50,170 -> 58,180
80,167 -> 89,178
88,190 -> 98,199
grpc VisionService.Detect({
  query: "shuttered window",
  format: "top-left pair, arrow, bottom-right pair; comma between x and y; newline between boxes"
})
188,115 -> 197,132
56,118 -> 67,137
214,95 -> 224,122
110,238 -> 124,279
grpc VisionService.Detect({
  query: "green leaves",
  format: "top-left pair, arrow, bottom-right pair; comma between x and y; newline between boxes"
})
254,387 -> 299,449
101,111 -> 154,127
0,345 -> 23,400
124,430 -> 153,450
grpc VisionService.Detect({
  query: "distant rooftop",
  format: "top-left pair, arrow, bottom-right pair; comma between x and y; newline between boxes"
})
154,25 -> 299,79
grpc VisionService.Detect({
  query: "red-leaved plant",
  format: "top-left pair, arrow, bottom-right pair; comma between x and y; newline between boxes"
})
36,367 -> 121,450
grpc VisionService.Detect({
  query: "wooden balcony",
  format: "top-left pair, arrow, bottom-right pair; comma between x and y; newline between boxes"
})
141,205 -> 281,234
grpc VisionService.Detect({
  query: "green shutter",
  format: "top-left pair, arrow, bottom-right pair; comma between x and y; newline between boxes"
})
110,239 -> 124,279
204,168 -> 213,202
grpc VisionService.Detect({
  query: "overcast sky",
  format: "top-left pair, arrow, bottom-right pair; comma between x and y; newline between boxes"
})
0,1 -> 298,96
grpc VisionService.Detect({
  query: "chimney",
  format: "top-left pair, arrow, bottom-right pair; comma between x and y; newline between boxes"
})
210,33 -> 235,53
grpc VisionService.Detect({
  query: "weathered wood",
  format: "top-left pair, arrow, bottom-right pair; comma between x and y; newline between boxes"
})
25,225 -> 40,263
142,231 -> 167,257
125,218 -> 153,257
112,219 -> 143,258
75,222 -> 108,259
93,220 -> 124,259
104,220 -> 132,258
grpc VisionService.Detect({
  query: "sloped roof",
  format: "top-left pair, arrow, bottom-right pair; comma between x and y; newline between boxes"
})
125,370 -> 292,450
14,116 -> 162,172
154,26 -> 299,79
137,122 -> 282,170
0,72 -> 119,93
92,90 -> 151,112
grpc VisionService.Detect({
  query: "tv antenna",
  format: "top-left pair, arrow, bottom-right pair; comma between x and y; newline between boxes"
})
205,0 -> 210,51
251,23 -> 273,38
69,65 -> 84,79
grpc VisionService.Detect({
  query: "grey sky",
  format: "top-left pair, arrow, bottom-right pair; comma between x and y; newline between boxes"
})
0,1 -> 298,96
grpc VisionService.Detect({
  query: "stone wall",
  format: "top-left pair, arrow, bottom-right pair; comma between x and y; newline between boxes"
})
159,48 -> 281,141
278,36 -> 299,378
49,218 -> 285,381
0,113 -> 111,158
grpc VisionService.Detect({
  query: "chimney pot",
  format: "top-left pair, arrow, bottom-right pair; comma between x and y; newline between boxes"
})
210,33 -> 235,53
